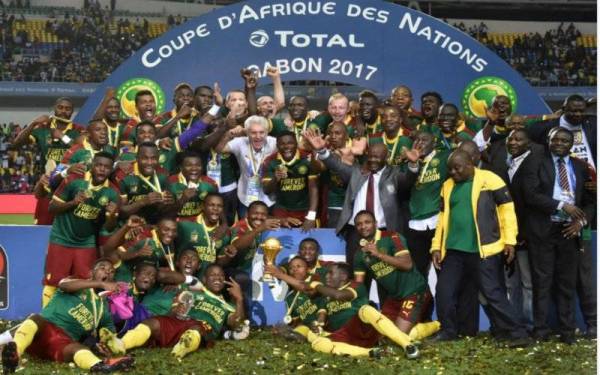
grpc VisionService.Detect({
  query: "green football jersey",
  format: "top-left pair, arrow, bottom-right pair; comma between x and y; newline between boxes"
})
50,176 -> 119,248
176,217 -> 231,277
41,288 -> 115,341
262,152 -> 317,211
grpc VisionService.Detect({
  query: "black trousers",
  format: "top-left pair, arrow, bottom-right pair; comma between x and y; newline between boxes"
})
221,189 -> 239,226
436,250 -> 480,336
406,227 -> 435,279
436,250 -> 527,338
529,223 -> 578,335
577,237 -> 597,329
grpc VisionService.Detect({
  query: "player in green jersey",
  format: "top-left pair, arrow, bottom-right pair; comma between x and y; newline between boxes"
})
43,152 -> 120,306
353,210 -> 439,341
116,264 -> 244,359
2,259 -> 134,373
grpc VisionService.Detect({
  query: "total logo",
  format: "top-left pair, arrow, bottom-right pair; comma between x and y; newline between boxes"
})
249,30 -> 365,48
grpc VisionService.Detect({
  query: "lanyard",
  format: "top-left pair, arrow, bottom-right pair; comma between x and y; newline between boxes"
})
88,289 -> 103,336
248,145 -> 266,177
384,132 -> 401,164
198,215 -> 216,253
104,120 -> 120,148
139,172 -> 162,193
152,229 -> 175,271
293,117 -> 309,141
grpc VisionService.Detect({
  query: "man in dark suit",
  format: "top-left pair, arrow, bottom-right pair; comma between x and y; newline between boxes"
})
521,127 -> 595,344
303,128 -> 418,268
485,129 -> 540,328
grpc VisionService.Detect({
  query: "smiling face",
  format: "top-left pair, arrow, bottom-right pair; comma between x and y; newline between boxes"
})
105,98 -> 120,122
381,106 -> 402,135
226,91 -> 247,116
299,240 -> 319,265
157,219 -> 177,246
549,130 -> 574,157
365,143 -> 388,173
137,145 -> 159,177
181,156 -> 202,182
248,122 -> 267,151
92,260 -> 115,282
437,104 -> 459,134
277,134 -> 298,162
391,87 -> 412,111
288,96 -> 308,122
177,249 -> 200,276
288,257 -> 309,281
355,212 -> 377,239
247,203 -> 268,229
328,97 -> 349,122
506,130 -> 530,157
492,95 -> 512,121
136,123 -> 157,144
203,265 -> 226,293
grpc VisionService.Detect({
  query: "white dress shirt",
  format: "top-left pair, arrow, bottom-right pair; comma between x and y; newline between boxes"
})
350,167 -> 387,228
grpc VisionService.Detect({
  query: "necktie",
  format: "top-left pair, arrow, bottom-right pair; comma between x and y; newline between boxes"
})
557,158 -> 571,193
366,173 -> 374,214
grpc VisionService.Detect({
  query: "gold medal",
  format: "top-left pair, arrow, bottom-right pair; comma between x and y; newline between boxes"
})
84,190 -> 93,199
208,160 -> 218,168
283,315 -> 292,324
359,239 -> 368,247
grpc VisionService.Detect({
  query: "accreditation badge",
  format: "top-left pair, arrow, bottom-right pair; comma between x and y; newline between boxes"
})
206,159 -> 221,186
247,175 -> 261,203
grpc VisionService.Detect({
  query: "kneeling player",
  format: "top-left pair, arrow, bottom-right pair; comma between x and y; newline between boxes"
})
2,259 -> 134,373
112,264 -> 244,359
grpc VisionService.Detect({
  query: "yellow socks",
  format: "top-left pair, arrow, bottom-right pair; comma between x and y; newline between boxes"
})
99,327 -> 126,355
42,286 -> 57,307
73,349 -> 102,370
358,305 -> 411,349
121,324 -> 152,350
13,319 -> 38,355
409,321 -> 441,341
311,336 -> 372,357
171,330 -> 201,359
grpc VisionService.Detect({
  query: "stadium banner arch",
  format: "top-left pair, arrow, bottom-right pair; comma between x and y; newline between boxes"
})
75,0 -> 549,122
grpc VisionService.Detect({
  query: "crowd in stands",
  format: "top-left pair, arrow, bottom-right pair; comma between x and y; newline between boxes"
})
0,1 -> 595,85
0,122 -> 38,192
454,21 -> 596,86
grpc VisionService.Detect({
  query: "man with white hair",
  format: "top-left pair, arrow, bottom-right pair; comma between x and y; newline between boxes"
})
216,115 -> 277,217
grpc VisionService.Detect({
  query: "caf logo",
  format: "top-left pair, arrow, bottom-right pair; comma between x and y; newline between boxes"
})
249,30 -> 269,48
298,165 -> 308,175
191,231 -> 199,243
116,78 -> 166,119
430,158 -> 440,168
98,196 -> 109,206
159,154 -> 166,164
461,76 -> 517,119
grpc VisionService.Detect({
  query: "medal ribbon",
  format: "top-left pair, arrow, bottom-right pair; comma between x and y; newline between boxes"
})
139,172 -> 162,193
152,229 -> 175,271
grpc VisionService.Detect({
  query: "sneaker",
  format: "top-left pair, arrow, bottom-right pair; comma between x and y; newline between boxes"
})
368,347 -> 384,359
99,328 -> 126,355
404,344 -> 419,359
90,356 -> 134,373
504,336 -> 533,348
171,330 -> 199,359
1,342 -> 18,374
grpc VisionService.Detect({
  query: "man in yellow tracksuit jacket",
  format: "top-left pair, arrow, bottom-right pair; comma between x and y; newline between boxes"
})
430,150 -> 530,346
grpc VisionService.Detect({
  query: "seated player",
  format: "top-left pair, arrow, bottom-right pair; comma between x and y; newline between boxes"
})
265,257 -> 325,332
279,238 -> 332,282
42,152 -> 120,306
113,264 -> 244,359
295,263 -> 420,359
353,210 -> 440,341
167,151 -> 218,222
1,259 -> 134,373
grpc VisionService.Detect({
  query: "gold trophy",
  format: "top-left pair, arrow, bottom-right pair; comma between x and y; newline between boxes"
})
261,237 -> 283,282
